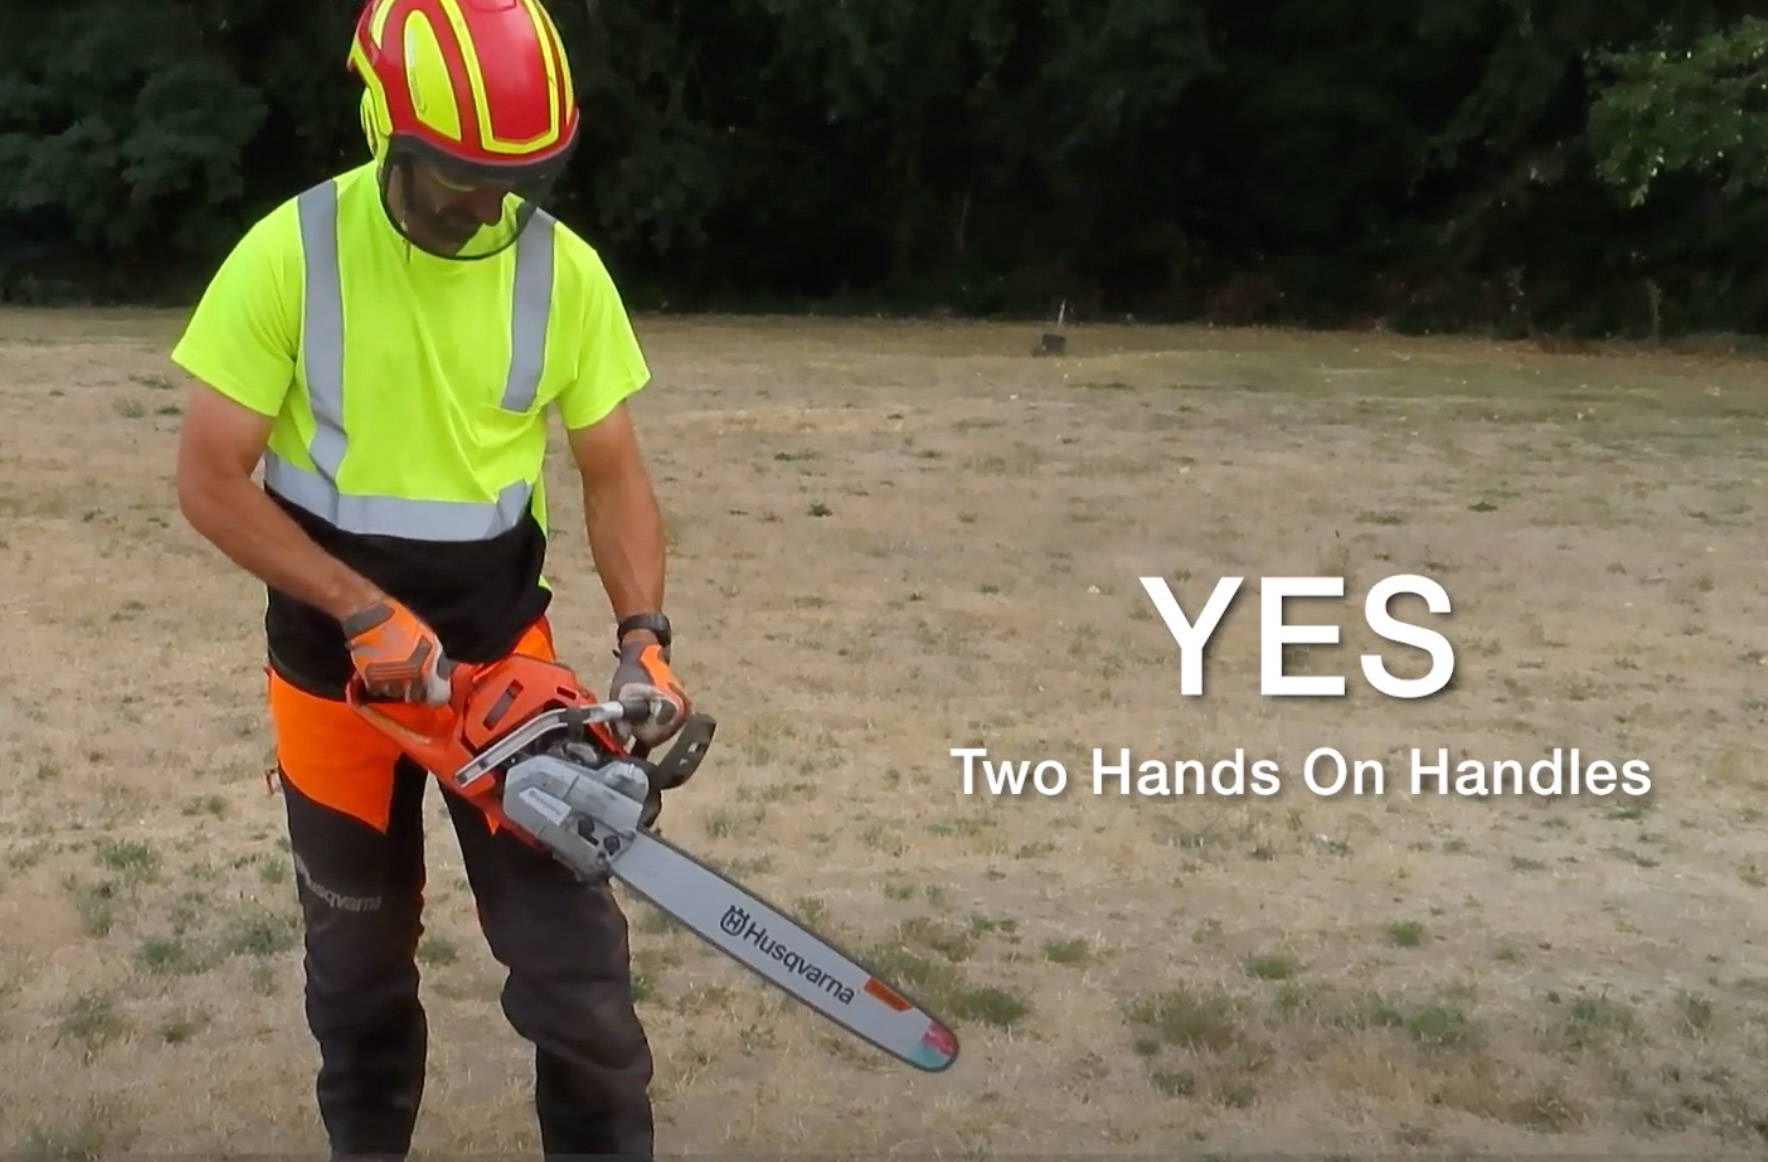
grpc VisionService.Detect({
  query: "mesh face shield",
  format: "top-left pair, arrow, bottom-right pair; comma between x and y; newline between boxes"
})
378,134 -> 577,261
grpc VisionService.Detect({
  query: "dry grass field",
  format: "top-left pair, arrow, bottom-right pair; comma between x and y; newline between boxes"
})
3,307 -> 1768,1158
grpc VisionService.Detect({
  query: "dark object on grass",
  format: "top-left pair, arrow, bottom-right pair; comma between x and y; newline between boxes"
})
1033,300 -> 1069,357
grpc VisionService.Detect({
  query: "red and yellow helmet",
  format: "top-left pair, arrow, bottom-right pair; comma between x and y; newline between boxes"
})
347,0 -> 580,259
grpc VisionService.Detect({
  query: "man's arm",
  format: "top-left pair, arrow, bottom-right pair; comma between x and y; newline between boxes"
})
175,379 -> 383,621
567,401 -> 667,642
570,400 -> 690,745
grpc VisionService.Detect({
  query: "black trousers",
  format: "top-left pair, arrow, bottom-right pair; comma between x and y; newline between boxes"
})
279,757 -> 655,1159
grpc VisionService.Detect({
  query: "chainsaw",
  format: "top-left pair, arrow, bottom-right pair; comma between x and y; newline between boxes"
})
344,651 -> 960,1074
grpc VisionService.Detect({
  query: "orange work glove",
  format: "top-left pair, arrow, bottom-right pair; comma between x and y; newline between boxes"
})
340,596 -> 452,704
608,639 -> 690,750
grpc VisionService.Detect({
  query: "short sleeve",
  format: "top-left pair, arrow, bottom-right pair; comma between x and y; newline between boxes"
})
169,205 -> 301,418
553,243 -> 651,431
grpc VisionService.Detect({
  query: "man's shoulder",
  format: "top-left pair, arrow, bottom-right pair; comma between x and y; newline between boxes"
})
542,213 -> 626,302
230,164 -> 374,256
302,161 -> 383,223
544,212 -> 610,267
232,190 -> 304,253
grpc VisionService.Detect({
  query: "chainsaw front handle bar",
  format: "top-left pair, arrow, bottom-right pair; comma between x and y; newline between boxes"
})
344,667 -> 660,724
431,656 -> 659,715
578,696 -> 668,727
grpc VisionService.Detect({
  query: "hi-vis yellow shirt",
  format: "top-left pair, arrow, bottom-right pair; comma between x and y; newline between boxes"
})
169,161 -> 653,695
171,159 -> 650,543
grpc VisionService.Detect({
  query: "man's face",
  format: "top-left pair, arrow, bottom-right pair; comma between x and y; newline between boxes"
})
395,159 -> 512,255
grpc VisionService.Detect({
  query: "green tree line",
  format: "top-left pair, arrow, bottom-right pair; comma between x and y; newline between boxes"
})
1,0 -> 1764,337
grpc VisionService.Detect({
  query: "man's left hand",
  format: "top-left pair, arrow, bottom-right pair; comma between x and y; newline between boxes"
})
609,639 -> 690,750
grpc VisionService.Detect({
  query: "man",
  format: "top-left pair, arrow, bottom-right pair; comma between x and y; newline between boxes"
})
169,1 -> 687,1156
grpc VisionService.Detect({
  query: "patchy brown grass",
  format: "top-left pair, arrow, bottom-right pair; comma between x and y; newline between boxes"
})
2,308 -> 1767,1155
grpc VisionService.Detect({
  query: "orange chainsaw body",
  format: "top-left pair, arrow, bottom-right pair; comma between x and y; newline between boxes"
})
344,652 -> 627,841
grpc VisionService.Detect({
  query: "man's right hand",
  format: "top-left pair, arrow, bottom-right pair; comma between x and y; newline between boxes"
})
341,596 -> 452,704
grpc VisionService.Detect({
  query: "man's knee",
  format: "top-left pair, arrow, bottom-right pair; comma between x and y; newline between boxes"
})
484,880 -> 651,1068
505,966 -> 653,1076
445,784 -> 652,1075
497,879 -> 637,977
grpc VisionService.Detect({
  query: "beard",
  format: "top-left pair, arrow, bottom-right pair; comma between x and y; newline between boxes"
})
435,210 -> 483,247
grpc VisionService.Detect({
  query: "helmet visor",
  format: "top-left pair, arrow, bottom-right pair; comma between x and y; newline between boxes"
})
380,136 -> 575,261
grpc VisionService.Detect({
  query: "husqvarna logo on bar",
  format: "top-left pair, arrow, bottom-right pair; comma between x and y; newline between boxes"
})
720,904 -> 856,1005
721,905 -> 751,936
